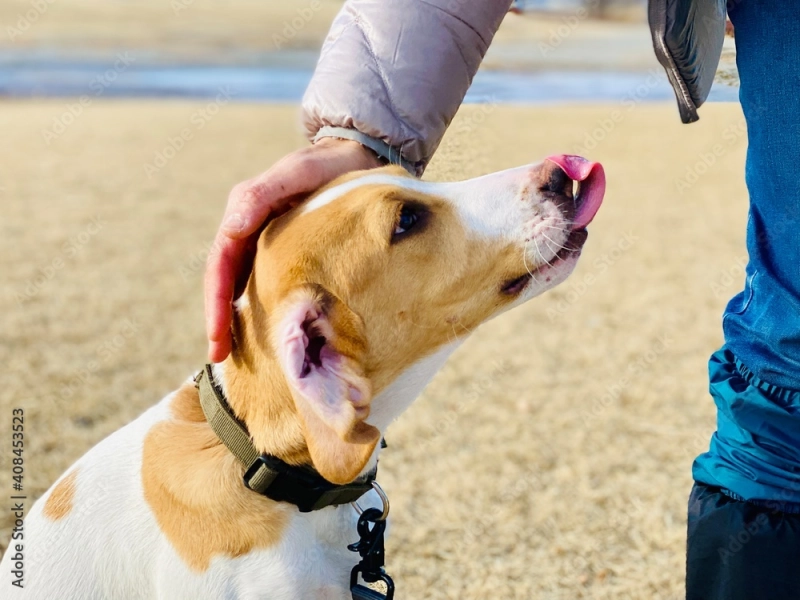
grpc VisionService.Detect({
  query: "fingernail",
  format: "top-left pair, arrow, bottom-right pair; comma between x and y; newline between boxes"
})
223,213 -> 245,234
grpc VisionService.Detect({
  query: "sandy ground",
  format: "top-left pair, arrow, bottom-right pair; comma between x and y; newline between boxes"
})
0,99 -> 749,598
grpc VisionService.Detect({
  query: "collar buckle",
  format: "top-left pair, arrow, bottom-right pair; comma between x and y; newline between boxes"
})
197,365 -> 378,512
242,454 -> 376,513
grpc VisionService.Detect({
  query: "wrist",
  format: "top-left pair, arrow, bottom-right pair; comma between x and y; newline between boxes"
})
313,127 -> 418,176
312,136 -> 382,170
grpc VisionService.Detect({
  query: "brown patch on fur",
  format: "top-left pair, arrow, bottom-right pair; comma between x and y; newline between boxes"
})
253,166 -> 524,393
275,284 -> 380,484
43,468 -> 78,521
141,384 -> 290,572
218,166 -> 527,483
142,164 -> 560,566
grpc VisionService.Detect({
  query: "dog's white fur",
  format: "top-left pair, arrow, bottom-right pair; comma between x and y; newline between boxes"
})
0,160 -> 603,599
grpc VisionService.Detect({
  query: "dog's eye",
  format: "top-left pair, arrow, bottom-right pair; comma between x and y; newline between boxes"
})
393,206 -> 419,236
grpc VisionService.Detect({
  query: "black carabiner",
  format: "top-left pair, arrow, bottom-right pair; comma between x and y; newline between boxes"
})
349,507 -> 395,600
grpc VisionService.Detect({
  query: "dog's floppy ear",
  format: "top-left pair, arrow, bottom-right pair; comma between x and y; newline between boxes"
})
274,284 -> 380,484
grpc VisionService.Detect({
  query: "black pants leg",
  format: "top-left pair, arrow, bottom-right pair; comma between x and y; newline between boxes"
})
686,483 -> 800,600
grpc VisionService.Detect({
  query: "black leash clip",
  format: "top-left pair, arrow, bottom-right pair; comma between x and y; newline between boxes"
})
349,506 -> 395,600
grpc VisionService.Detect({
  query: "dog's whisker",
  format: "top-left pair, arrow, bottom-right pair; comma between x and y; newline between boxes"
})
533,236 -> 557,268
537,226 -> 584,255
448,321 -> 464,343
522,244 -> 536,278
541,232 -> 570,259
454,318 -> 474,336
529,237 -> 545,265
540,223 -> 570,233
522,241 -> 544,286
540,232 -> 562,254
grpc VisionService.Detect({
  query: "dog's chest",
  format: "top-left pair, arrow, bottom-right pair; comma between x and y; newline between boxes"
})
161,509 -> 362,599
12,389 -> 370,600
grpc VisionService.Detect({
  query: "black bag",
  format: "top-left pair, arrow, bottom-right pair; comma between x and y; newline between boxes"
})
648,0 -> 727,123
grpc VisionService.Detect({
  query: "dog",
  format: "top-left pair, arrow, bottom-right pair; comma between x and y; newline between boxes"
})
0,155 -> 604,599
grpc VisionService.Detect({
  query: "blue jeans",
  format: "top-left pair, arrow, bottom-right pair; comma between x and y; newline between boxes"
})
693,0 -> 800,506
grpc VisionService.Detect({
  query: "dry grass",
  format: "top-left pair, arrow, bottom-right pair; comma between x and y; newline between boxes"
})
0,0 -> 344,56
0,100 -> 748,599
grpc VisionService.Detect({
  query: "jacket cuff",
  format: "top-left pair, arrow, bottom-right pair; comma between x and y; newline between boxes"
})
313,126 -> 421,177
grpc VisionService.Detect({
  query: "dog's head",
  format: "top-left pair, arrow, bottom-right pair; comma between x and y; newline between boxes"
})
230,156 -> 604,483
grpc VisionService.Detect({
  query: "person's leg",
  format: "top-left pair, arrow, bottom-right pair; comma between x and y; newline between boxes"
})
687,483 -> 800,600
693,0 -> 800,501
722,0 -> 800,386
688,1 -> 800,596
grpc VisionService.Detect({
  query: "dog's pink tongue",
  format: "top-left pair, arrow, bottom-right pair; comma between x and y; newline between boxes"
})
545,154 -> 606,229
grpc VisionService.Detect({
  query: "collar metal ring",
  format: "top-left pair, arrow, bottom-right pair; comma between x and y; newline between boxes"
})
350,481 -> 390,521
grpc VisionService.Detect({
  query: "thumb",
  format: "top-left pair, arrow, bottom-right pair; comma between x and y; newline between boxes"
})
220,157 -> 318,239
220,140 -> 377,240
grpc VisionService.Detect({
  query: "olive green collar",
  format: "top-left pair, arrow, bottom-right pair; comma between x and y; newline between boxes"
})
195,364 -> 377,512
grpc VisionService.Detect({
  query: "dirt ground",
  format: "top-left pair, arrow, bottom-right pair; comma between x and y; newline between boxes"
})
0,99 -> 749,598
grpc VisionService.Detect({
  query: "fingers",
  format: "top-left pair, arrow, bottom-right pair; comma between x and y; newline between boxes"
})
204,233 -> 247,362
220,139 -> 380,242
206,157 -> 320,362
208,338 -> 232,365
220,153 -> 326,240
205,139 -> 381,362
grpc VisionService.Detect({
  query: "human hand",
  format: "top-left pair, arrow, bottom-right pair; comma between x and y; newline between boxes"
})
205,137 -> 382,362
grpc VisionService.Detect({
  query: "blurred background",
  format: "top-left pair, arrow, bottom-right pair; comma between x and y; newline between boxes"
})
0,0 -> 736,102
1,1 -> 743,599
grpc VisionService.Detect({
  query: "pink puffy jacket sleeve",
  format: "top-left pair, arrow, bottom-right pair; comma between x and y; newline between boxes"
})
301,0 -> 512,175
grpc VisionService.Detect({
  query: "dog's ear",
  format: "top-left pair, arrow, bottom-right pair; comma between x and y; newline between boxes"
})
274,284 -> 380,484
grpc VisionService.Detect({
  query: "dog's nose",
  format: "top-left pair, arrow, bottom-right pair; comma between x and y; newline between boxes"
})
536,159 -> 575,198
544,155 -> 605,230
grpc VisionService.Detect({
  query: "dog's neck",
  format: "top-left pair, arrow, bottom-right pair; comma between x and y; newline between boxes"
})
214,293 -> 313,468
214,288 -> 463,476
